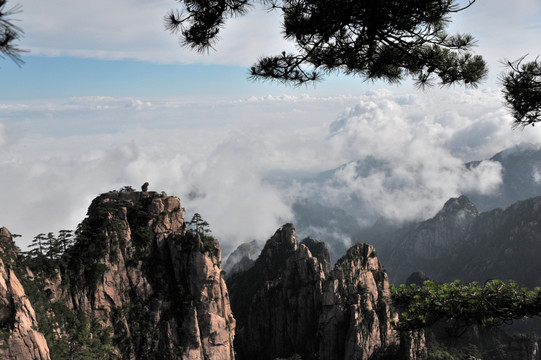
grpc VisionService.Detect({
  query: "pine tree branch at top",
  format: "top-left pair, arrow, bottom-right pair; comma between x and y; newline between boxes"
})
500,55 -> 541,128
0,0 -> 26,66
165,0 -> 487,87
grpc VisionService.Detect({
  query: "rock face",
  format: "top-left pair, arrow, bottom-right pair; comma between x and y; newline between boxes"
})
379,195 -> 541,358
48,190 -> 235,360
0,227 -> 50,360
228,224 -> 325,359
383,195 -> 541,287
385,195 -> 479,284
318,243 -> 399,360
0,189 -> 438,359
228,224 -> 424,360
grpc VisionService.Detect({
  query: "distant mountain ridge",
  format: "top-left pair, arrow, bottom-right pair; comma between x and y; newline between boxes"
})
465,144 -> 541,211
381,194 -> 541,287
278,143 -> 541,262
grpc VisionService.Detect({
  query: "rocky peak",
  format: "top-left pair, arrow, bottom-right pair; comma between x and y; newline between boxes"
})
437,195 -> 479,227
421,195 -> 478,242
48,189 -> 235,360
228,224 -> 424,360
260,223 -> 297,254
0,228 -> 50,360
223,240 -> 261,277
227,224 -> 328,359
319,243 -> 401,360
0,227 -> 19,261
250,223 -> 299,281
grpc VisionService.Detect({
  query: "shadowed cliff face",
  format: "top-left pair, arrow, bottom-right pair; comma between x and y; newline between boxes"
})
383,195 -> 541,287
228,224 -> 425,360
0,227 -> 50,360
47,190 -> 236,360
385,195 -> 479,284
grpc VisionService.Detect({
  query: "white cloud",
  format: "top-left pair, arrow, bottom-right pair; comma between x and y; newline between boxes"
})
14,0 -> 540,85
0,123 -> 7,149
2,88 -> 541,254
287,88 -> 540,223
18,0 -> 294,66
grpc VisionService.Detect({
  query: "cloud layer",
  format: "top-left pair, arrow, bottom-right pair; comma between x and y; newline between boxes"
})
2,88 -> 541,255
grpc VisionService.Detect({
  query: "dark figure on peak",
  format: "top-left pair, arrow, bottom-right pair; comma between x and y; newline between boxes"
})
141,182 -> 149,192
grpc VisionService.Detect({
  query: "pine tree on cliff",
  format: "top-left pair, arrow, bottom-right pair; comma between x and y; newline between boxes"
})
27,233 -> 47,258
188,212 -> 211,236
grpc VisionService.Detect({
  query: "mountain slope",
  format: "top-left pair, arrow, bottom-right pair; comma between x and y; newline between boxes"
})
383,195 -> 541,288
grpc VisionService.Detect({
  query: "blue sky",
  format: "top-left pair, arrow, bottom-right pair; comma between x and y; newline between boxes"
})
0,56 -> 386,100
1,0 -> 541,253
1,57 -> 257,99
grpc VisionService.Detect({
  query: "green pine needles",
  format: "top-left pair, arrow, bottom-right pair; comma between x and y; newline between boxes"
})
166,0 -> 487,87
391,279 -> 541,332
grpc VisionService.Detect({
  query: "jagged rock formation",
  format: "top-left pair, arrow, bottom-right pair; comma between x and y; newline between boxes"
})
447,196 -> 541,288
0,227 -> 50,360
318,243 -> 399,360
228,224 -> 326,359
46,190 -> 235,360
228,224 -> 425,360
379,195 -> 541,358
300,236 -> 332,275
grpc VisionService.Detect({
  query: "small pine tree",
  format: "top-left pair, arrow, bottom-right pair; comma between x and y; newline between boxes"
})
28,233 -> 47,258
189,213 -> 211,236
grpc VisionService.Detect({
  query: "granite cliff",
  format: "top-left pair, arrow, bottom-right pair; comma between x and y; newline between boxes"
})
8,190 -> 235,360
0,227 -> 50,360
0,188 -> 432,359
381,195 -> 541,359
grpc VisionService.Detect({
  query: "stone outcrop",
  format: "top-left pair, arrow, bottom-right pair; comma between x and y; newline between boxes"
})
47,190 -> 235,360
228,224 -> 326,359
228,224 -> 425,360
318,243 -> 399,360
0,189 -> 436,359
0,227 -> 50,360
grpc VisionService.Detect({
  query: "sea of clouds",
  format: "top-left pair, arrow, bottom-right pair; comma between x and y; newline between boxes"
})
1,88 -> 541,255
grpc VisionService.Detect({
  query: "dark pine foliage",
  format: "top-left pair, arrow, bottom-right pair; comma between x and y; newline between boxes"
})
501,55 -> 541,128
166,0 -> 487,87
0,0 -> 26,65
